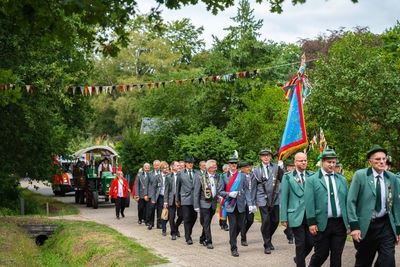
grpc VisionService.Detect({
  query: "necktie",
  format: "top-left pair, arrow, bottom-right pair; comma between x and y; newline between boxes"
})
300,173 -> 305,184
327,174 -> 337,218
189,171 -> 192,182
375,175 -> 381,212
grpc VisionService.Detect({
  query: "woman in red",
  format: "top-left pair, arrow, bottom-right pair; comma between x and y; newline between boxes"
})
109,170 -> 131,219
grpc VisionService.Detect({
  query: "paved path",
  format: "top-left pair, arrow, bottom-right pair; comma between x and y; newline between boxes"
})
22,181 -> 400,266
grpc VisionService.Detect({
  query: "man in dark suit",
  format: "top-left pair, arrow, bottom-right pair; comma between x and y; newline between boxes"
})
253,148 -> 284,254
219,157 -> 238,231
134,163 -> 150,224
218,159 -> 255,257
176,155 -> 198,244
347,145 -> 400,267
305,149 -> 348,267
281,152 -> 314,267
163,161 -> 183,240
146,160 -> 161,230
153,161 -> 169,236
194,159 -> 220,249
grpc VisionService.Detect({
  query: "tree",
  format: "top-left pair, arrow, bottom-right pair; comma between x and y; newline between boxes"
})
310,30 -> 400,170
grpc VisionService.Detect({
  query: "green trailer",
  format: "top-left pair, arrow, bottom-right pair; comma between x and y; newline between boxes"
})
72,145 -> 119,209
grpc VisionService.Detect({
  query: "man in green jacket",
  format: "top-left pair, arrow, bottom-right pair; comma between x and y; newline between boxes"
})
281,152 -> 314,267
347,145 -> 400,267
304,149 -> 348,267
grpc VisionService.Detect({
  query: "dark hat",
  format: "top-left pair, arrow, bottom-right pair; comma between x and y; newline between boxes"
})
228,156 -> 238,164
336,159 -> 342,167
321,149 -> 338,160
367,145 -> 387,159
259,148 -> 273,156
184,155 -> 194,163
286,159 -> 295,166
238,160 -> 250,168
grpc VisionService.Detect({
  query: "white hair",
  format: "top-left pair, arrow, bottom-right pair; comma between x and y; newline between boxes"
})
222,164 -> 229,171
143,163 -> 150,168
206,159 -> 217,170
153,160 -> 160,165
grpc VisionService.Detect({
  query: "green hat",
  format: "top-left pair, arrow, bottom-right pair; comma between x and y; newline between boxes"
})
184,155 -> 194,163
286,159 -> 295,166
259,148 -> 273,156
321,149 -> 338,160
238,160 -> 250,168
228,156 -> 238,164
367,145 -> 387,159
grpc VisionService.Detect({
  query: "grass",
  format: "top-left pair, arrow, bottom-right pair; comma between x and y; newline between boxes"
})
18,188 -> 79,216
0,217 -> 168,267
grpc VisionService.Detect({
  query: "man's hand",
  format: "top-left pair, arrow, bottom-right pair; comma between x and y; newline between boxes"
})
144,195 -> 149,201
281,221 -> 288,227
351,230 -> 362,243
194,208 -> 200,213
309,225 -> 318,236
151,201 -> 156,204
397,235 -> 400,244
229,191 -> 238,198
134,196 -> 139,201
249,206 -> 257,214
176,201 -> 180,207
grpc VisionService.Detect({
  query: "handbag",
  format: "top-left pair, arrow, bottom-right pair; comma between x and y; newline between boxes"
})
161,208 -> 168,220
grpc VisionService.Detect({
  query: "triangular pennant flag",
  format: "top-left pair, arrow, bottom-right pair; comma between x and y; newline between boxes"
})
213,76 -> 217,82
198,78 -> 202,84
85,86 -> 89,96
236,73 -> 240,79
140,84 -> 144,89
126,85 -> 130,92
191,79 -> 195,83
246,71 -> 250,76
88,86 -> 92,96
148,83 -> 152,89
239,72 -> 244,78
72,87 -> 76,94
119,85 -> 123,93
95,86 -> 99,94
179,80 -> 183,85
25,85 -> 30,93
162,82 -> 166,88
155,82 -> 159,88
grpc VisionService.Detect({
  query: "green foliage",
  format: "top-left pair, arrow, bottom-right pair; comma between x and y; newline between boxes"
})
311,30 -> 400,170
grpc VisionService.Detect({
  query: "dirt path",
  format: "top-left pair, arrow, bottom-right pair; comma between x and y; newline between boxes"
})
22,181 -> 400,266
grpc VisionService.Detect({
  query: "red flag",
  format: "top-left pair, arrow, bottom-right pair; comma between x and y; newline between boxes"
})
240,72 -> 244,78
155,82 -> 159,88
213,76 -> 217,82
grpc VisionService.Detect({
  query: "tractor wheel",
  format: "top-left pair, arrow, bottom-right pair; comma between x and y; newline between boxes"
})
86,191 -> 92,207
92,191 -> 99,209
74,191 -> 79,203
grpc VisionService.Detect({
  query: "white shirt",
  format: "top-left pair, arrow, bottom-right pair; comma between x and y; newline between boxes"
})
208,172 -> 217,197
372,168 -> 386,218
98,162 -> 112,172
160,174 -> 166,196
262,163 -> 269,179
117,179 -> 124,197
296,169 -> 306,184
321,170 -> 342,218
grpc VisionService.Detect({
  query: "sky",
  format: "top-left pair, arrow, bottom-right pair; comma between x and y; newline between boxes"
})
136,0 -> 400,48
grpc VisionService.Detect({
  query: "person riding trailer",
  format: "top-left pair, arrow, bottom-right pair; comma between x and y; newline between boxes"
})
98,157 -> 112,178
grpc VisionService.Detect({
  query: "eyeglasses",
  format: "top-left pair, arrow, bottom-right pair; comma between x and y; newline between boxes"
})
372,157 -> 386,162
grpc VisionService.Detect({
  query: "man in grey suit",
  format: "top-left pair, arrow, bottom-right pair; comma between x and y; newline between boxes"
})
194,159 -> 219,249
176,155 -> 198,244
253,148 -> 284,254
134,163 -> 150,224
163,161 -> 183,240
146,160 -> 161,230
218,159 -> 255,257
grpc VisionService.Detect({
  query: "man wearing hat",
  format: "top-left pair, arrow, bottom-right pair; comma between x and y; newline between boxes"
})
347,145 -> 400,267
304,149 -> 348,267
281,152 -> 314,267
238,160 -> 257,247
253,148 -> 284,254
176,155 -> 198,244
334,159 -> 342,174
218,159 -> 255,256
97,157 -> 112,178
193,159 -> 220,249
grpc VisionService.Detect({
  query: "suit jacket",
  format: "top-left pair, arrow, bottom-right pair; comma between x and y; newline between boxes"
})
109,178 -> 129,199
194,172 -> 220,210
147,170 -> 161,200
164,172 -> 178,206
217,171 -> 253,213
347,167 -> 400,239
253,162 -> 281,207
176,169 -> 198,206
134,171 -> 149,198
153,172 -> 167,200
304,170 -> 349,232
280,169 -> 314,227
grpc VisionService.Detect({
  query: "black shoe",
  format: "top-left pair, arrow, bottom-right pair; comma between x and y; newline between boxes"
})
288,239 -> 293,244
148,225 -> 152,230
116,216 -> 120,220
145,222 -> 149,226
199,239 -> 206,246
293,257 -> 296,264
187,239 -> 193,245
138,220 -> 142,224
157,224 -> 162,229
231,250 -> 239,257
162,231 -> 166,236
177,231 -> 181,237
241,240 -> 248,246
264,247 -> 271,254
207,243 -> 214,249
171,235 -> 176,240
269,244 -> 275,250
121,213 -> 125,218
